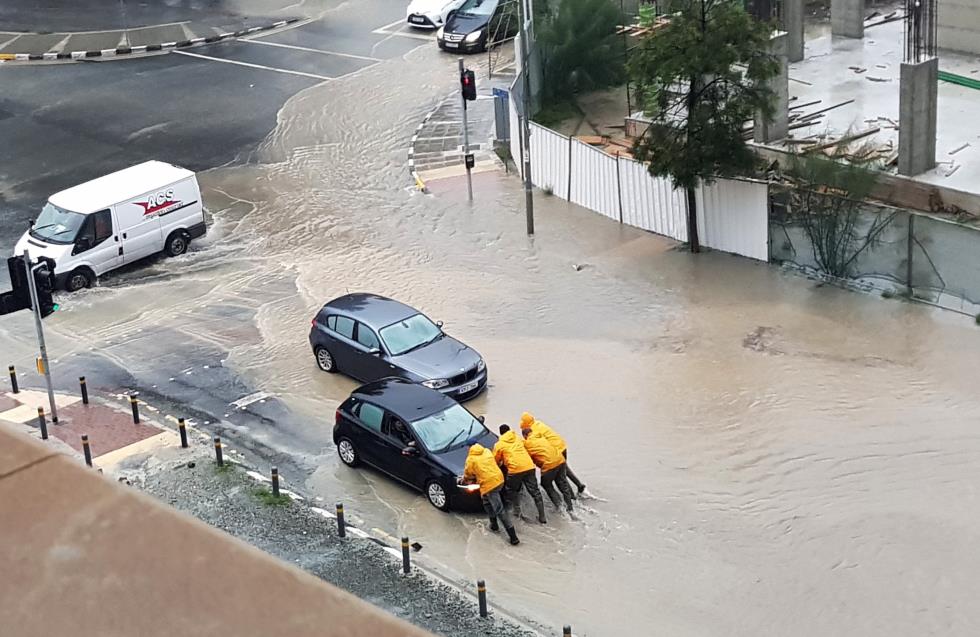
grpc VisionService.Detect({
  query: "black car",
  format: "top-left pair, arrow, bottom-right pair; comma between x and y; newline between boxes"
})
436,0 -> 516,53
309,293 -> 487,401
334,377 -> 497,511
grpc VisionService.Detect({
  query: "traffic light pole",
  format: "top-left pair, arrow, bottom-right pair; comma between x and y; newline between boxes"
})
517,0 -> 534,235
458,57 -> 474,202
23,250 -> 58,424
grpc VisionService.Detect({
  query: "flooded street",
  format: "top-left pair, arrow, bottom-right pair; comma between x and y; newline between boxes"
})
4,22 -> 980,636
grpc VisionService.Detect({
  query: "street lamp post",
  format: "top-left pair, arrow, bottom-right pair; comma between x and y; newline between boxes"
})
517,0 -> 535,235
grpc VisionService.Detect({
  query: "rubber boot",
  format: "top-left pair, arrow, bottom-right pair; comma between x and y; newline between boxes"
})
536,500 -> 547,524
488,516 -> 500,532
505,526 -> 520,546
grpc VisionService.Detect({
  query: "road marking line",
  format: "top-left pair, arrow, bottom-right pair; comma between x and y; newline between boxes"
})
371,19 -> 434,41
173,49 -> 332,81
240,38 -> 381,62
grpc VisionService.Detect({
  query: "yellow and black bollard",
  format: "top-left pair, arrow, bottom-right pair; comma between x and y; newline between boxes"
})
214,437 -> 223,466
477,580 -> 488,618
178,418 -> 188,448
129,394 -> 140,424
8,365 -> 18,394
401,537 -> 411,574
271,467 -> 280,497
79,376 -> 88,405
336,503 -> 346,538
37,407 -> 48,440
81,434 -> 92,467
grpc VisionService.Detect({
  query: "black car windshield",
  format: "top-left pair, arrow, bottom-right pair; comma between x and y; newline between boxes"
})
457,0 -> 498,16
412,404 -> 483,452
379,314 -> 441,356
30,202 -> 86,244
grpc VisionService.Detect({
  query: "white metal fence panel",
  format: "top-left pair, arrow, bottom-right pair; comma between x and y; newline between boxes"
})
618,158 -> 688,242
528,123 -> 569,200
569,140 -> 619,220
696,179 -> 769,261
508,98 -> 523,180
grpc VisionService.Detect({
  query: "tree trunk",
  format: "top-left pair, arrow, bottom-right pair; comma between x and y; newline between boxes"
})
686,185 -> 701,253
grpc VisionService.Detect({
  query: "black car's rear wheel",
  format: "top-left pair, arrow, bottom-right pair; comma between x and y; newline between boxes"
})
337,437 -> 359,466
315,346 -> 336,372
426,480 -> 450,511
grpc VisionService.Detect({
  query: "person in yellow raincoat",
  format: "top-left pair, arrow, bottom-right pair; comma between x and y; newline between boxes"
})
520,424 -> 575,514
462,443 -> 520,545
520,412 -> 586,495
493,424 -> 547,524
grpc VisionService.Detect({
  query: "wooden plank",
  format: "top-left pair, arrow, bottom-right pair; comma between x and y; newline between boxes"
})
803,126 -> 881,153
575,135 -> 607,145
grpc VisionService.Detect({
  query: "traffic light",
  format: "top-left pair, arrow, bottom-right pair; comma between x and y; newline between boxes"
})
460,69 -> 476,101
33,257 -> 58,318
1,256 -> 31,315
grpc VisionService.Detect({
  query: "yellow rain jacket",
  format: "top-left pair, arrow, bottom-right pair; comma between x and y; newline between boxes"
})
493,430 -> 535,475
520,412 -> 567,454
463,444 -> 505,495
522,430 -> 565,472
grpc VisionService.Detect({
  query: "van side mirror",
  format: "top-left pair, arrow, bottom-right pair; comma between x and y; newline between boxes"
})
75,237 -> 92,253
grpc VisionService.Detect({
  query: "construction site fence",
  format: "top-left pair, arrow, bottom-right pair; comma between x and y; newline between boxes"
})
770,191 -> 980,315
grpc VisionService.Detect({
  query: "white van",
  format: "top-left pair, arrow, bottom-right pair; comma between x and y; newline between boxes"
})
13,161 -> 206,291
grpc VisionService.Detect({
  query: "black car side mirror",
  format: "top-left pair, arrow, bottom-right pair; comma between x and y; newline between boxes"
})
436,320 -> 444,328
401,445 -> 420,457
477,415 -> 485,424
369,347 -> 382,356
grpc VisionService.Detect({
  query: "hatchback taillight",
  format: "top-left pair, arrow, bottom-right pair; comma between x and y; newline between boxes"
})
335,409 -> 342,425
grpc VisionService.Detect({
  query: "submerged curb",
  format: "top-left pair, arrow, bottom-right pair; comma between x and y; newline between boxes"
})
0,18 -> 300,63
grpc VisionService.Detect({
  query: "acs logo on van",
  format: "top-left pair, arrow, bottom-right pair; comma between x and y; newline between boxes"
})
134,189 -> 181,217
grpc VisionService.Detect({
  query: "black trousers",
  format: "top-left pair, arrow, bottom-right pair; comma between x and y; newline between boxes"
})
481,484 -> 514,529
505,469 -> 546,519
540,464 -> 575,512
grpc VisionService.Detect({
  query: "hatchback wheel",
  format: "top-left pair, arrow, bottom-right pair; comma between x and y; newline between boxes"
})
315,346 -> 336,372
337,438 -> 359,466
426,480 -> 450,511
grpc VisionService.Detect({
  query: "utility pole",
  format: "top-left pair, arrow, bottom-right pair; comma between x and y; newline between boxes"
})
517,0 -> 535,235
458,58 -> 474,202
23,250 -> 58,424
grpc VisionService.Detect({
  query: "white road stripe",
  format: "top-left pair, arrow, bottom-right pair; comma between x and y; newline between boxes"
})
241,38 -> 380,62
371,19 -> 434,41
173,49 -> 332,81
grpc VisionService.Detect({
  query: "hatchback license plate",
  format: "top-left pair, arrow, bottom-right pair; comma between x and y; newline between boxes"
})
458,380 -> 478,393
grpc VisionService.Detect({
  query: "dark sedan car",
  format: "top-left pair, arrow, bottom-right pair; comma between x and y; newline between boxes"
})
334,377 -> 497,511
309,293 -> 487,401
435,0 -> 515,53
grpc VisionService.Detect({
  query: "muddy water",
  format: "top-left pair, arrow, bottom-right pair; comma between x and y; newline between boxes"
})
29,42 -> 980,636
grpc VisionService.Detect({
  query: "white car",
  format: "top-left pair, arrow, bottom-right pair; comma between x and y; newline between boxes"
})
406,0 -> 465,29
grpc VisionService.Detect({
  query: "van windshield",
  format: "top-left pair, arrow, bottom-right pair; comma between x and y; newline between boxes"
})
457,0 -> 499,16
30,203 -> 86,245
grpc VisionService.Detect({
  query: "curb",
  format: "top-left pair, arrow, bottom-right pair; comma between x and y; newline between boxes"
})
0,18 -> 300,63
407,91 -> 455,194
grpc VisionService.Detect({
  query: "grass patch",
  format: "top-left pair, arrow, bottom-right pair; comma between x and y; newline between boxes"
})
533,99 -> 582,129
251,486 -> 291,507
213,462 -> 236,476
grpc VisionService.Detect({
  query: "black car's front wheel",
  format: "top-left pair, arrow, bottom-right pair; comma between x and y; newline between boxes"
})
337,437 -> 359,466
425,480 -> 451,511
315,346 -> 336,372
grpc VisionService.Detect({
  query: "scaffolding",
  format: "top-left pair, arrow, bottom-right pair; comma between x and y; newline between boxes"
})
488,0 -> 520,78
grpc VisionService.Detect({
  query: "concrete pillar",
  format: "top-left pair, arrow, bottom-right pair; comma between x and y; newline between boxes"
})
898,57 -> 938,176
831,0 -> 864,38
783,0 -> 805,62
755,32 -> 789,144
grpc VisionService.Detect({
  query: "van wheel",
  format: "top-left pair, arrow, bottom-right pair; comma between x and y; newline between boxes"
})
65,268 -> 92,292
164,232 -> 188,257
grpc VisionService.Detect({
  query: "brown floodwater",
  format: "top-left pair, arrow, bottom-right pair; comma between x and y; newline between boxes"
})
13,42 -> 980,636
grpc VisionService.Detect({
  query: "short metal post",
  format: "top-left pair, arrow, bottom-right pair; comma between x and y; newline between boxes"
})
271,467 -> 280,497
906,213 -> 915,297
214,437 -> 223,466
563,625 -> 572,637
79,376 -> 89,404
402,536 -> 411,574
8,365 -> 18,393
129,394 -> 140,423
37,407 -> 48,440
82,434 -> 92,467
336,503 -> 346,538
477,579 -> 488,617
178,418 -> 188,448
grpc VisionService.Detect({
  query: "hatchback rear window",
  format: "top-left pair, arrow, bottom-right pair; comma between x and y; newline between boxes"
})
357,402 -> 384,433
334,316 -> 355,339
